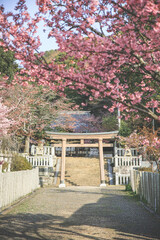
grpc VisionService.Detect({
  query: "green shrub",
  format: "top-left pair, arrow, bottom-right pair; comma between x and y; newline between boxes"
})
102,115 -> 118,132
119,121 -> 132,137
2,161 -> 9,172
125,183 -> 132,191
11,155 -> 32,171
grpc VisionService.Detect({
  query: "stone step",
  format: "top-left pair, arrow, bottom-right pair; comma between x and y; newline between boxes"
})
54,157 -> 109,187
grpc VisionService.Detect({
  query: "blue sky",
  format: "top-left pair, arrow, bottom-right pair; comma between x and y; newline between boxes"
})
0,0 -> 58,52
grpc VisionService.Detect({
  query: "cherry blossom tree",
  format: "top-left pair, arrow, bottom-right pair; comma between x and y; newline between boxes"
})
53,112 -> 104,133
73,114 -> 106,133
1,83 -> 71,152
0,98 -> 14,136
119,127 -> 160,171
0,0 -> 160,122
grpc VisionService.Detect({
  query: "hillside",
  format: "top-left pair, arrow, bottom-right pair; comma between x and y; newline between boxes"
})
43,49 -> 60,63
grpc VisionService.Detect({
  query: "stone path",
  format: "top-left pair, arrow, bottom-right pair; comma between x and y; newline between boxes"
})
0,186 -> 160,240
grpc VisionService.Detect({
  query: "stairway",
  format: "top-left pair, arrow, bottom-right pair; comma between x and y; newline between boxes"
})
55,157 -> 109,187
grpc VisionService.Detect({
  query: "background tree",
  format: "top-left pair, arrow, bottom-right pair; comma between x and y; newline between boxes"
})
0,0 -> 160,133
119,127 -> 160,171
1,83 -> 71,152
0,98 -> 14,137
0,44 -> 18,82
0,0 -> 159,121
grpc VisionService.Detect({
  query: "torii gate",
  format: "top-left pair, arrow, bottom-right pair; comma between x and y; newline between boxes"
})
46,131 -> 118,187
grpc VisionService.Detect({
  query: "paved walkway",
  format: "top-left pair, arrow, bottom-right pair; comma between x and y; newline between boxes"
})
0,186 -> 160,240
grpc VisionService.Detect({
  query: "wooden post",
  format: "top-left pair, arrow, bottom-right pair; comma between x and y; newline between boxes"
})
59,138 -> 66,188
115,172 -> 119,185
24,135 -> 30,154
80,139 -> 84,145
98,138 -> 106,187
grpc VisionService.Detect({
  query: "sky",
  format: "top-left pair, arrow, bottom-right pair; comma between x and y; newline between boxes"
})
0,0 -> 58,52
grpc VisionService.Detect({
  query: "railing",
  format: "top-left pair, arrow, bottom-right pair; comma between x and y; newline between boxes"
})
114,147 -> 138,156
114,156 -> 142,167
26,155 -> 56,167
0,151 -> 13,161
30,145 -> 55,156
113,153 -> 142,185
115,173 -> 130,185
43,146 -> 55,155
0,151 -> 13,172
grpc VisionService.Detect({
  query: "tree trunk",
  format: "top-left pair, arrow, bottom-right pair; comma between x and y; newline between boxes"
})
151,162 -> 154,172
24,135 -> 30,154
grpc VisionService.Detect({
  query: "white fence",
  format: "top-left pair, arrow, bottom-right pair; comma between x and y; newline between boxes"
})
31,145 -> 55,156
115,173 -> 130,185
0,168 -> 39,211
114,147 -> 139,156
26,155 -> 56,167
0,151 -> 13,172
115,156 -> 142,167
0,153 -> 12,162
114,154 -> 142,185
130,170 -> 160,213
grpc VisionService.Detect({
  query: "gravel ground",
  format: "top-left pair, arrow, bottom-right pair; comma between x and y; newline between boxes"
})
0,185 -> 160,240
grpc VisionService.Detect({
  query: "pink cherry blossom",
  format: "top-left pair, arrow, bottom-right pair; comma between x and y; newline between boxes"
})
0,0 -> 160,123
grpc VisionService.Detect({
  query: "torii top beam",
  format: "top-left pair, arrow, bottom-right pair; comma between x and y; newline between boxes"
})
45,131 -> 118,140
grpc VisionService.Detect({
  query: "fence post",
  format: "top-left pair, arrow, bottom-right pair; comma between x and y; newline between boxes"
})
157,173 -> 159,213
115,173 -> 119,185
142,172 -> 145,200
158,174 -> 160,214
0,173 -> 2,209
51,147 -> 55,156
139,171 -> 142,200
144,172 -> 148,203
115,155 -> 118,167
147,173 -> 150,205
154,173 -> 157,212
130,170 -> 135,192
132,171 -> 160,212
151,173 -> 154,209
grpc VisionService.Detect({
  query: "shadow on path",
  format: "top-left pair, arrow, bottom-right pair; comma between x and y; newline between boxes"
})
0,213 -> 107,240
61,193 -> 160,239
0,187 -> 160,240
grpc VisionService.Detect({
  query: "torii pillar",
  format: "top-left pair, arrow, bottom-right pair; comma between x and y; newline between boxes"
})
99,138 -> 106,187
59,138 -> 66,188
